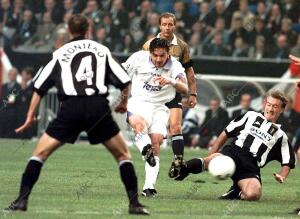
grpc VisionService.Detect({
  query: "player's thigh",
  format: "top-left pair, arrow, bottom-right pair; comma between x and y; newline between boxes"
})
32,133 -> 63,161
238,178 -> 261,200
103,132 -> 131,161
203,153 -> 222,170
169,108 -> 182,134
127,114 -> 148,133
149,133 -> 164,156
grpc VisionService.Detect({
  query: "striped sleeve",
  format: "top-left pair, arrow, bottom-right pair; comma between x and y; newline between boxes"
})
34,58 -> 59,97
225,111 -> 251,138
106,49 -> 131,90
281,134 -> 296,169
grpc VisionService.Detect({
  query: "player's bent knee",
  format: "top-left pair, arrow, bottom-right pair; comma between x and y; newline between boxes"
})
243,190 -> 261,201
169,123 -> 182,135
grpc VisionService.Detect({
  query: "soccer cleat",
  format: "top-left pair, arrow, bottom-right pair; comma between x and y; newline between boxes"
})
174,163 -> 189,181
5,199 -> 28,211
129,202 -> 150,215
168,155 -> 185,178
218,185 -> 241,200
141,144 -> 156,167
291,208 -> 300,215
142,189 -> 157,198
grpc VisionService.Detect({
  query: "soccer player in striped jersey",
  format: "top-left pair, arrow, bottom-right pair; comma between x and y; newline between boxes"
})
5,14 -> 149,215
175,90 -> 296,201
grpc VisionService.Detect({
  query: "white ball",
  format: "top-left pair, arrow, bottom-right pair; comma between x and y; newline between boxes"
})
208,155 -> 236,180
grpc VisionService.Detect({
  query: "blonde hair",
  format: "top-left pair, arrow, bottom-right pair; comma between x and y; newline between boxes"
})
159,12 -> 176,25
266,90 -> 288,108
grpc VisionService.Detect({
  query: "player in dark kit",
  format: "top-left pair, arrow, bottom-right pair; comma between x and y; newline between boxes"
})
5,14 -> 149,215
175,90 -> 296,201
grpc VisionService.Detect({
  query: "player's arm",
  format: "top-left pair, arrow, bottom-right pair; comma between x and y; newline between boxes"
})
208,131 -> 228,155
182,43 -> 197,107
154,74 -> 188,94
115,84 -> 130,113
273,135 -> 296,183
273,166 -> 291,183
15,92 -> 41,133
185,66 -> 197,94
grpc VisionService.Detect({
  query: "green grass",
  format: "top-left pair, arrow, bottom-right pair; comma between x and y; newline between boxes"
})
0,138 -> 300,218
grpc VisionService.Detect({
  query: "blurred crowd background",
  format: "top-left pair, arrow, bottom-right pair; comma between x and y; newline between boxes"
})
0,0 -> 300,59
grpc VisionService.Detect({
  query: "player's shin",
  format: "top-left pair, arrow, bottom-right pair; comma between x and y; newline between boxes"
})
171,134 -> 184,156
119,160 -> 139,205
143,156 -> 160,192
135,132 -> 151,153
18,156 -> 44,201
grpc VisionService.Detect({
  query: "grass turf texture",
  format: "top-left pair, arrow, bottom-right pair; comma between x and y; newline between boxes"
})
0,139 -> 300,218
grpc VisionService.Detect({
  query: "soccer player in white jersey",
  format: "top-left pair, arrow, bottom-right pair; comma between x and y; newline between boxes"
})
175,90 -> 296,201
122,38 -> 188,197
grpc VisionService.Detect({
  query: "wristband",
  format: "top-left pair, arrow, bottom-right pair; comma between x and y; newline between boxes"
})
190,93 -> 197,97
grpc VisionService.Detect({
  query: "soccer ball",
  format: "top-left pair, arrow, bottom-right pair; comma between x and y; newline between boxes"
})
208,155 -> 236,180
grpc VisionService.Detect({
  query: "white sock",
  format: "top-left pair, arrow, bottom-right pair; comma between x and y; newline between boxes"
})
143,156 -> 160,190
135,132 -> 151,153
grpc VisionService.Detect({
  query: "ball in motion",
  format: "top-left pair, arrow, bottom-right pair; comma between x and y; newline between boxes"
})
208,155 -> 236,180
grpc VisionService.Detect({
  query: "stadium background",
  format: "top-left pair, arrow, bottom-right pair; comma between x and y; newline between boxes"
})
0,1 -> 300,217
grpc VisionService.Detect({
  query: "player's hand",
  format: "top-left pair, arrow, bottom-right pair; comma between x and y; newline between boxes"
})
273,173 -> 285,183
189,95 -> 197,108
15,116 -> 36,133
153,76 -> 173,86
289,54 -> 300,65
115,102 -> 127,113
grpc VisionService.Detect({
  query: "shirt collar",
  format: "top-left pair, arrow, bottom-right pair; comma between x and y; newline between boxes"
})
157,33 -> 178,45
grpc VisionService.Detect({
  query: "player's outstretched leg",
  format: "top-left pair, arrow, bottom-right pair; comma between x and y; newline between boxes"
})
174,158 -> 204,181
104,132 -> 149,215
5,134 -> 62,211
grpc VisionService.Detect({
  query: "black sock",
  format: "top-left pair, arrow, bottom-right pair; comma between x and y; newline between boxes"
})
186,158 -> 204,174
18,158 -> 43,200
119,161 -> 139,206
171,134 -> 184,156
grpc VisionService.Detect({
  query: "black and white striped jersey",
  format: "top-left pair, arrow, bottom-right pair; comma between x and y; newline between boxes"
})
33,36 -> 130,100
225,111 -> 296,168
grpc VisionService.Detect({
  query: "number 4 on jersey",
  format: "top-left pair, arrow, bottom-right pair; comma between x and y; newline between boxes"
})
75,55 -> 94,85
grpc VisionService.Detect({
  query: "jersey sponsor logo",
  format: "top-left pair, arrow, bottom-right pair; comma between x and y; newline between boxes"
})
249,127 -> 272,142
143,81 -> 162,91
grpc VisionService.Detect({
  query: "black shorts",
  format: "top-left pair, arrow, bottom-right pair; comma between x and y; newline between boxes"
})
221,145 -> 261,184
46,96 -> 120,144
165,92 -> 182,109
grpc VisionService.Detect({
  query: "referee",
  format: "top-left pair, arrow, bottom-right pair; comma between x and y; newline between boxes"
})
175,90 -> 296,201
5,14 -> 149,215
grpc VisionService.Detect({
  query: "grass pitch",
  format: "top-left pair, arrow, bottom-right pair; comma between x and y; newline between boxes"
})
0,138 -> 299,218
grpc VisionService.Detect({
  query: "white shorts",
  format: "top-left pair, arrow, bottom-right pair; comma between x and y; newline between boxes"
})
127,99 -> 169,136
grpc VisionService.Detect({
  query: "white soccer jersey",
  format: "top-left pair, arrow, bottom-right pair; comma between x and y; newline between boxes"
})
122,51 -> 186,104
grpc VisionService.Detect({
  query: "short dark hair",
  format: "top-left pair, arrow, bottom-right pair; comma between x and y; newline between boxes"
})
149,38 -> 169,53
159,12 -> 176,25
68,14 -> 89,36
22,67 -> 34,77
